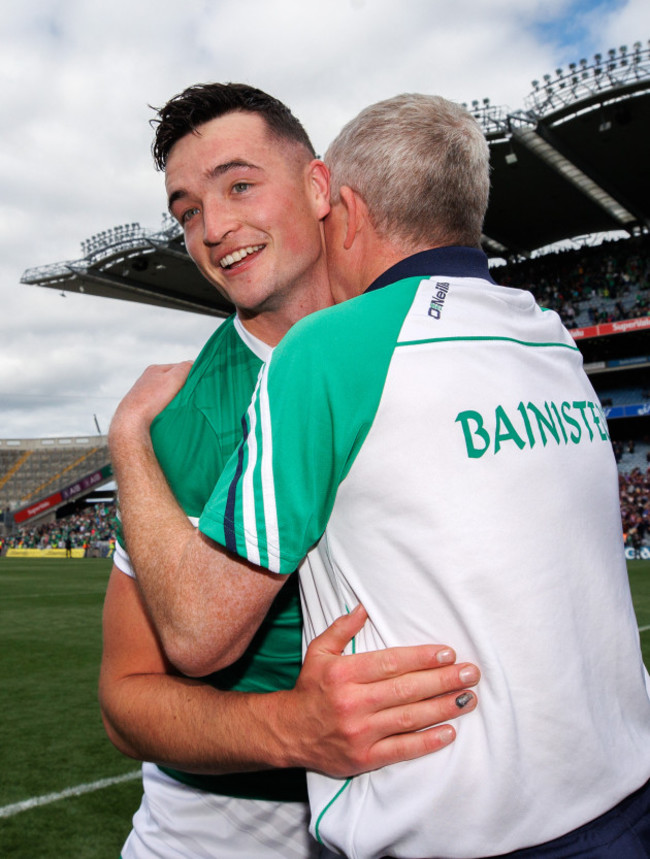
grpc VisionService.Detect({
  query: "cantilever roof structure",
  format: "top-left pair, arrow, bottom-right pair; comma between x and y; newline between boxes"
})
22,218 -> 232,318
479,41 -> 650,255
22,41 -> 650,318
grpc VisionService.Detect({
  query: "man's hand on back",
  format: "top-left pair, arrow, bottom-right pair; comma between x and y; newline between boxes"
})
266,605 -> 479,777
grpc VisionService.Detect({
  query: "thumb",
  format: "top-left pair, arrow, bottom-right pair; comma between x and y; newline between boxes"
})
309,604 -> 368,656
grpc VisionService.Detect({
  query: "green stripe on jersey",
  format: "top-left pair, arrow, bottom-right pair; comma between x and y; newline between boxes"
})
396,334 -> 580,350
201,279 -> 421,574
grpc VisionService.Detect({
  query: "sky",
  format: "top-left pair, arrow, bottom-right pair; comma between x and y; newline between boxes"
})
0,0 -> 648,439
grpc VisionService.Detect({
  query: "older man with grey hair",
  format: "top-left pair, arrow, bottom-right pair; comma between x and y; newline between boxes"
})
111,93 -> 650,859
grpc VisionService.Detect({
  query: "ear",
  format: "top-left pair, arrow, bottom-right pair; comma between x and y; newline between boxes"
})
308,160 -> 331,220
339,185 -> 366,250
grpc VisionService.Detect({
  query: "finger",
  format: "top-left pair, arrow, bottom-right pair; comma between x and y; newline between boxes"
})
363,722 -> 458,772
167,360 -> 194,377
309,605 -> 370,655
325,643 -> 462,687
363,692 -> 478,770
317,692 -> 478,777
371,687 -> 478,739
145,361 -> 193,373
363,662 -> 480,712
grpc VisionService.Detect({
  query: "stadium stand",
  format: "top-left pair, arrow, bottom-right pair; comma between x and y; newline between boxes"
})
495,234 -> 649,330
0,436 -> 112,537
620,465 -> 650,556
0,502 -> 116,558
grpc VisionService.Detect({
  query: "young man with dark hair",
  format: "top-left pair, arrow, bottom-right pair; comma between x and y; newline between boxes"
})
102,84 -> 479,859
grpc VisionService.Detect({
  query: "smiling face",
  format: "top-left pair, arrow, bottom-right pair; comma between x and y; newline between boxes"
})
165,111 -> 331,338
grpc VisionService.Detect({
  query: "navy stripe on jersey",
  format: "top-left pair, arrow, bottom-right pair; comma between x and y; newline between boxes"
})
224,413 -> 249,553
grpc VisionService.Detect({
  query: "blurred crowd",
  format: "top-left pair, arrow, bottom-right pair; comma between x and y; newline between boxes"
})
497,236 -> 650,331
0,503 -> 116,556
620,466 -> 650,553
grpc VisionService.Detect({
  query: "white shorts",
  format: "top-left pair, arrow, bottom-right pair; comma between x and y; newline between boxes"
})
121,763 -> 328,859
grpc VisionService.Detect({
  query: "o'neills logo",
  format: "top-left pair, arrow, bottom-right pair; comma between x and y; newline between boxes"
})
428,281 -> 450,319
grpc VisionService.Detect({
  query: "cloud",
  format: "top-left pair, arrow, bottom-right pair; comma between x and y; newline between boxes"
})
0,0 -> 646,437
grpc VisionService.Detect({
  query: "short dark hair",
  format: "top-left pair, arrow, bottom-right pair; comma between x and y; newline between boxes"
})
151,82 -> 315,170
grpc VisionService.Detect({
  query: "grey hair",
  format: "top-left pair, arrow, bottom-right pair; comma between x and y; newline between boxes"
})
324,94 -> 490,249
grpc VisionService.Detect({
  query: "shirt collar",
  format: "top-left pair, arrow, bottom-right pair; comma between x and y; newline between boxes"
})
366,246 -> 496,293
233,315 -> 273,362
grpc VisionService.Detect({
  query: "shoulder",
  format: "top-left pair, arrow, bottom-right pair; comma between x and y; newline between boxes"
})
274,278 -> 422,359
189,315 -> 249,381
272,279 -> 423,375
159,316 -> 261,411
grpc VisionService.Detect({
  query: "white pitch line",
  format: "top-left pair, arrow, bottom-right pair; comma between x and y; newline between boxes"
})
0,770 -> 140,819
639,625 -> 650,633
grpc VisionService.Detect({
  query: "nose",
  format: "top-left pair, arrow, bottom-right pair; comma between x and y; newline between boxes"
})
202,201 -> 238,246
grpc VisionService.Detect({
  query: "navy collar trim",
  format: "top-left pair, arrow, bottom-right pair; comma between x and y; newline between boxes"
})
366,246 -> 496,293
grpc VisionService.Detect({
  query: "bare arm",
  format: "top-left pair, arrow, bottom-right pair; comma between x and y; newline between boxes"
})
109,362 -> 283,676
99,566 -> 479,776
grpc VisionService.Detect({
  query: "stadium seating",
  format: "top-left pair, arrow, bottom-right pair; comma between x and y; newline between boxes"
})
0,502 -> 116,556
495,234 -> 649,330
0,436 -> 111,515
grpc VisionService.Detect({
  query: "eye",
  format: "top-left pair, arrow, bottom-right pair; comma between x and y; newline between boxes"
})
232,182 -> 251,194
181,206 -> 200,225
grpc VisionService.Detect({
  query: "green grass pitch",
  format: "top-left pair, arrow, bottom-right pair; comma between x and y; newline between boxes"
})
0,559 -> 141,858
0,557 -> 649,857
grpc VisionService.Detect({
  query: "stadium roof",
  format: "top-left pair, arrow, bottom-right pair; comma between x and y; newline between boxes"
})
479,41 -> 650,256
22,41 -> 650,318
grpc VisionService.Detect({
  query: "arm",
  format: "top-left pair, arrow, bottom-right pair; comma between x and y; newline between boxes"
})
100,566 -> 479,776
109,362 -> 282,675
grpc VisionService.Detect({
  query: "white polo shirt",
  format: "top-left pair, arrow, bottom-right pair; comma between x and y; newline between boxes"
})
201,247 -> 650,859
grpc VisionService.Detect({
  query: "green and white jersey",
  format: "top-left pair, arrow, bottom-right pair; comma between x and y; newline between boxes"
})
201,248 -> 650,858
114,315 -> 307,803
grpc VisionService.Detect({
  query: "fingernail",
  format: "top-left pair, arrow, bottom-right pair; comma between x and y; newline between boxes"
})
456,692 -> 474,709
436,648 -> 455,664
439,725 -> 455,745
459,666 -> 479,684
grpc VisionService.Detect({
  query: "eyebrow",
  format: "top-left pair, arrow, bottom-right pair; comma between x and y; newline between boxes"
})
167,160 -> 262,212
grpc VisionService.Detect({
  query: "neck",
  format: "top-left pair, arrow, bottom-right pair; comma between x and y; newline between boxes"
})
356,235 -> 428,297
236,268 -> 333,347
